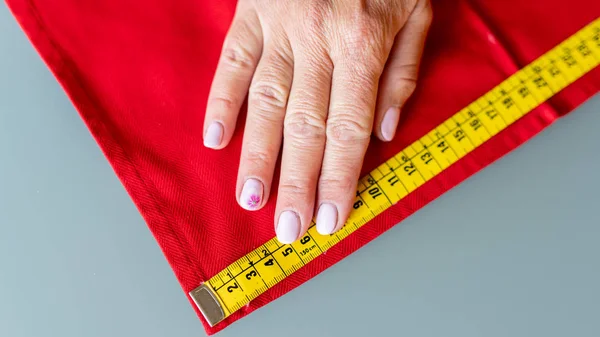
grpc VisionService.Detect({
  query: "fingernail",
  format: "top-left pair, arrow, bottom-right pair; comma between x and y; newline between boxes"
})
276,211 -> 301,244
240,179 -> 263,210
381,107 -> 400,141
316,203 -> 338,235
204,122 -> 223,148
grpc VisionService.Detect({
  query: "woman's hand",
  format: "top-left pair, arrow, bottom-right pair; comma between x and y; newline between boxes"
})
203,0 -> 432,243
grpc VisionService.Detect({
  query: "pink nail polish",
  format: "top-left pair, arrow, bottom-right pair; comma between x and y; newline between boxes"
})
316,203 -> 338,235
204,122 -> 223,148
276,211 -> 301,244
381,107 -> 400,141
240,179 -> 263,210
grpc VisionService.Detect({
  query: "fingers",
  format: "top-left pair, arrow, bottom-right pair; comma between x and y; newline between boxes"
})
236,39 -> 294,211
275,53 -> 333,244
315,60 -> 383,235
203,5 -> 263,149
374,0 -> 433,142
217,1 -> 432,246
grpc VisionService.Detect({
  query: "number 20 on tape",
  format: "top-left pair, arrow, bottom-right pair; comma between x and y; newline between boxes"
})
190,17 -> 600,327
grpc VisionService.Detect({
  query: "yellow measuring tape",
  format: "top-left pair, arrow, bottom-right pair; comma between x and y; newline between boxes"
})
191,17 -> 600,327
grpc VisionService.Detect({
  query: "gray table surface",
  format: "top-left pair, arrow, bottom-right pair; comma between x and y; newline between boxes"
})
1,5 -> 599,337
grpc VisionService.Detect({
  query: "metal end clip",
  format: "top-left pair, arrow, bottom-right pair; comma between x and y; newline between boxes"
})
189,284 -> 225,327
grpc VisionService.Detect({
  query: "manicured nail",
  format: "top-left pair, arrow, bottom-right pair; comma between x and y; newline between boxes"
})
316,203 -> 338,235
204,122 -> 223,148
240,179 -> 263,210
380,107 -> 400,141
276,211 -> 301,244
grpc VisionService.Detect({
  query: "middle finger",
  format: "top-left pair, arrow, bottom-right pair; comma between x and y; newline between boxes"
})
275,51 -> 333,244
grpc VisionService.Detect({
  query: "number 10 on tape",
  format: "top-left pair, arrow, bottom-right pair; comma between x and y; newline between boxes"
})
190,17 -> 600,327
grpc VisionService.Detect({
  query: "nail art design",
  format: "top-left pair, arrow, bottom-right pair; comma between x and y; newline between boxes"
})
241,179 -> 263,211
247,194 -> 261,209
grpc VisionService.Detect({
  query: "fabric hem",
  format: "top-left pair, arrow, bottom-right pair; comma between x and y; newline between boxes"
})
5,0 -> 209,327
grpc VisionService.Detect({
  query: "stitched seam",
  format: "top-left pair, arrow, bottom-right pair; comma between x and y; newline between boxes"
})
22,0 -> 204,283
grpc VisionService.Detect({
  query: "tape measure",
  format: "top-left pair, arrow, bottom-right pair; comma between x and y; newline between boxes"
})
191,17 -> 600,327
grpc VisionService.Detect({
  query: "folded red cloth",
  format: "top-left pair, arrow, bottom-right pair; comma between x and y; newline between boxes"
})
7,0 -> 599,334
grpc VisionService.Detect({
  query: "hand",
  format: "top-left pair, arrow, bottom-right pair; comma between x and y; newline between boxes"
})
203,0 -> 432,243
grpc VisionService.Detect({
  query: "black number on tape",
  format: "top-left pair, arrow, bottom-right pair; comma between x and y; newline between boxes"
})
502,98 -> 514,109
454,130 -> 466,141
262,249 -> 268,257
420,152 -> 433,164
353,200 -> 363,209
368,187 -> 383,198
485,109 -> 498,120
227,283 -> 239,293
518,86 -> 530,98
245,271 -> 257,280
533,77 -> 547,88
264,259 -> 274,266
300,236 -> 311,244
388,175 -> 400,186
562,54 -> 577,66
577,43 -> 591,56
282,247 -> 293,257
549,66 -> 561,77
470,119 -> 482,131
403,163 -> 417,176
437,141 -> 449,153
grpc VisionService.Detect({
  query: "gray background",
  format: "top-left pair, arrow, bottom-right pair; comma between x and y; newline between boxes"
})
1,4 -> 599,337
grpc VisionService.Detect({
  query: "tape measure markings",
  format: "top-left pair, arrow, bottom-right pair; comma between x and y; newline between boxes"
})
190,18 -> 600,327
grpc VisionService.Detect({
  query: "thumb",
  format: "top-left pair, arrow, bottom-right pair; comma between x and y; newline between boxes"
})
374,0 -> 433,142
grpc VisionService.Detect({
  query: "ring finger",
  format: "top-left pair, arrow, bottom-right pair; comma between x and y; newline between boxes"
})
274,51 -> 333,244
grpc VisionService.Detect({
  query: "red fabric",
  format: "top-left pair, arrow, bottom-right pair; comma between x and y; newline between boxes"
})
7,0 -> 599,334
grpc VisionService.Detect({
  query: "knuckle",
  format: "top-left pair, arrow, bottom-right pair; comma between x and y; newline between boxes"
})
326,112 -> 372,143
278,176 -> 311,196
341,18 -> 379,49
221,42 -> 257,70
420,0 -> 434,27
402,77 -> 418,96
249,81 -> 289,110
302,1 -> 329,35
398,70 -> 418,92
392,64 -> 419,101
339,40 -> 387,71
284,112 -> 326,140
319,175 -> 356,193
242,147 -> 274,171
208,96 -> 239,111
342,19 -> 371,44
335,15 -> 388,65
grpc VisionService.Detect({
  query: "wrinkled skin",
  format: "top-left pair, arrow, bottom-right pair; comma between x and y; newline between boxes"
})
203,0 -> 432,243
